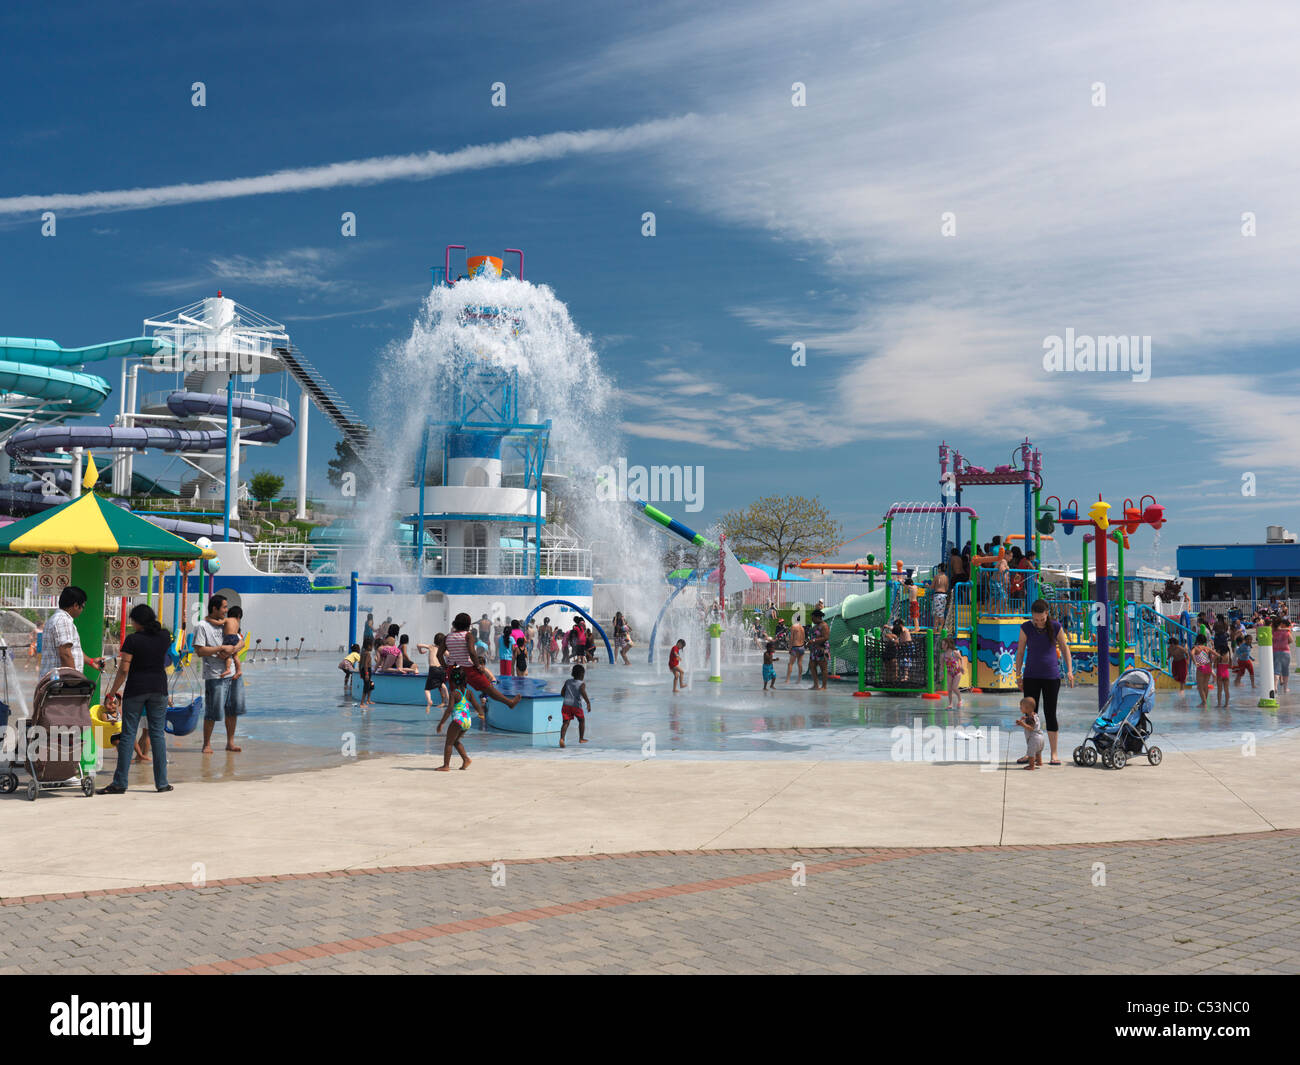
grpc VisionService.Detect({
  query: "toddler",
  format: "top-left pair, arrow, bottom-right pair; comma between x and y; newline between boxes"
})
1015,696 -> 1044,770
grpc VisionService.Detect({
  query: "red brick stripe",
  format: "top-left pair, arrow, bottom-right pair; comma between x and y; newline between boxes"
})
159,832 -> 1300,974
4,827 -> 1298,909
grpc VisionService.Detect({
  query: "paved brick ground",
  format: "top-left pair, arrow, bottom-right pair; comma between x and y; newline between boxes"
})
2,831 -> 1297,975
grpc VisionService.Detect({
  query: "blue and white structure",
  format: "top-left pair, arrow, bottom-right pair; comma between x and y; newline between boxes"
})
169,249 -> 593,647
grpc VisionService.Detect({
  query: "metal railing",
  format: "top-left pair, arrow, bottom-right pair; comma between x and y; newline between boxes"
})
138,389 -> 290,413
421,546 -> 591,578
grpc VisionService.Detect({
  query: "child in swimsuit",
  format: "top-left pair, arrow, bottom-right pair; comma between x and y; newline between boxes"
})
1216,649 -> 1232,707
1191,635 -> 1214,707
359,637 -> 375,708
762,641 -> 778,690
222,605 -> 244,680
514,636 -> 528,677
942,637 -> 963,708
416,633 -> 448,713
339,643 -> 361,693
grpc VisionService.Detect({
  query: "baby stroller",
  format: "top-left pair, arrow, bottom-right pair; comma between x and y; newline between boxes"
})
0,667 -> 96,800
1073,666 -> 1162,770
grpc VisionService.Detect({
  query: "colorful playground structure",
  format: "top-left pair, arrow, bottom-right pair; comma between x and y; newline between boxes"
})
811,441 -> 1184,707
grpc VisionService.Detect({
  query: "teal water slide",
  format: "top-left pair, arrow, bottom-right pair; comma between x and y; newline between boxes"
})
0,336 -> 159,417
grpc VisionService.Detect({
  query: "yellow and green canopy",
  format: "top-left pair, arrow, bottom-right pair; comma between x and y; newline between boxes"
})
0,492 -> 209,559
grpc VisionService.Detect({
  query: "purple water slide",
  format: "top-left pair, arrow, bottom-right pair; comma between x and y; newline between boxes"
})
3,390 -> 295,458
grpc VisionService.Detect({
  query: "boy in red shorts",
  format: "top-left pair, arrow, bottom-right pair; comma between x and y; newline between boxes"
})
559,664 -> 591,748
669,639 -> 686,693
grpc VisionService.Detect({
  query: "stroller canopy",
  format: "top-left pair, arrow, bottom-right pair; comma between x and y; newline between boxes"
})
1095,668 -> 1155,727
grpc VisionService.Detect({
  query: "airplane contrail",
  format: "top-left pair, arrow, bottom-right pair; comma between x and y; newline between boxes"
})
0,116 -> 699,216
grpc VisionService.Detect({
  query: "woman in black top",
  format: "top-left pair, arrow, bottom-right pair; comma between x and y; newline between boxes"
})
100,604 -> 174,794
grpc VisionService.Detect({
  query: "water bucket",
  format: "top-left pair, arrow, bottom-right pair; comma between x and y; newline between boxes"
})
467,255 -> 503,279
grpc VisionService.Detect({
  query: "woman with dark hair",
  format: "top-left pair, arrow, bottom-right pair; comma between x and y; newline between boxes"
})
1013,599 -> 1074,765
99,603 -> 174,794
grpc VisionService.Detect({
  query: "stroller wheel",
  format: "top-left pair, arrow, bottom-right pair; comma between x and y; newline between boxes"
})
1112,749 -> 1128,770
1072,746 -> 1084,766
0,772 -> 17,794
81,776 -> 95,797
1082,747 -> 1097,767
1100,749 -> 1113,768
25,779 -> 38,801
1147,746 -> 1163,766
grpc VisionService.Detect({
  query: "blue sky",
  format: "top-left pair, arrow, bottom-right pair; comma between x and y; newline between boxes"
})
2,0 -> 1299,570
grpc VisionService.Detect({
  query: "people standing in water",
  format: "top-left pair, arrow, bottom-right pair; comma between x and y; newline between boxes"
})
363,613 -> 375,646
1191,634 -> 1214,707
416,634 -> 448,712
762,641 -> 779,690
1168,637 -> 1189,694
669,639 -> 687,693
785,615 -> 806,683
498,626 -> 515,676
537,617 -> 554,670
807,610 -> 831,690
932,570 -> 949,633
358,636 -> 375,708
612,612 -> 632,665
942,637 -> 963,709
376,625 -> 403,672
514,634 -> 528,677
1272,616 -> 1292,694
1012,599 -> 1074,765
559,664 -> 592,748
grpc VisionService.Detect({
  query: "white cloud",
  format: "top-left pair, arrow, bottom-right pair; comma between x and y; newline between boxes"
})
575,0 -> 1300,471
0,117 -> 700,217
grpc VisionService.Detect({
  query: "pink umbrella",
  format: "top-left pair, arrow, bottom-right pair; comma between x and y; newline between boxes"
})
705,563 -> 770,583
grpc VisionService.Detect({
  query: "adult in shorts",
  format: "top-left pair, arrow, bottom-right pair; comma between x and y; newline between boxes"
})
194,595 -> 241,754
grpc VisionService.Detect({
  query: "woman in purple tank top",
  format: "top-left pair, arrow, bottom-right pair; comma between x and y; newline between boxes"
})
1013,599 -> 1075,765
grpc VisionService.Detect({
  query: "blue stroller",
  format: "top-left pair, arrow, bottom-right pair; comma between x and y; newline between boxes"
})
1073,667 -> 1162,769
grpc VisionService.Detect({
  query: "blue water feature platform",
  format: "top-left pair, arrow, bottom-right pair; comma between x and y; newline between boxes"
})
486,675 -> 565,734
370,672 -> 429,705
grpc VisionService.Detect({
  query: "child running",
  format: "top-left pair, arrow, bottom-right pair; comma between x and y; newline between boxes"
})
415,633 -> 449,713
1015,696 -> 1045,770
559,664 -> 592,747
762,641 -> 779,690
941,637 -> 963,708
1191,634 -> 1214,707
669,639 -> 686,693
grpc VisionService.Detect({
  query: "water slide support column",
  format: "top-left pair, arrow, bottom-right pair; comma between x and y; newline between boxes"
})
416,426 -> 428,583
124,365 -> 139,494
224,377 -> 234,541
114,363 -> 128,495
1115,531 -> 1126,669
1082,537 -> 1091,640
884,519 -> 892,617
71,449 -> 82,500
296,387 -> 309,520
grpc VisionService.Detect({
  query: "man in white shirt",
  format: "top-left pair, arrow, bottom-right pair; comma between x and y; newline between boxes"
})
40,585 -> 106,680
194,594 -> 240,754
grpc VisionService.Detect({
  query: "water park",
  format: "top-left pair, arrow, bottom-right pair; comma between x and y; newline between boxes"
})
0,242 -> 1297,990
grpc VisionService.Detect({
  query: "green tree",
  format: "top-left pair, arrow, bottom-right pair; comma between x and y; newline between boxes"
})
719,495 -> 841,580
249,470 -> 285,505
